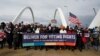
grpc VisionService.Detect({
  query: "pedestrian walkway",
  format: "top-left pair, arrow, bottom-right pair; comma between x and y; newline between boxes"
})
0,48 -> 100,56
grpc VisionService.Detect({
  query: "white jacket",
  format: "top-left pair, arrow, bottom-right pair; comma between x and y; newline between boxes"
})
35,28 -> 40,33
60,29 -> 66,33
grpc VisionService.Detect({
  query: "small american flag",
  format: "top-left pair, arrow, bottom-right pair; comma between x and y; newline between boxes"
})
69,12 -> 81,26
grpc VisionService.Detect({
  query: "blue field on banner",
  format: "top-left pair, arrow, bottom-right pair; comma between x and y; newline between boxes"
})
34,42 -> 45,46
23,43 -> 34,46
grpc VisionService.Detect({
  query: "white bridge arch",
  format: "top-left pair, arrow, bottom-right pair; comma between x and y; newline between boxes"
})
12,6 -> 34,24
89,9 -> 100,28
54,8 -> 67,28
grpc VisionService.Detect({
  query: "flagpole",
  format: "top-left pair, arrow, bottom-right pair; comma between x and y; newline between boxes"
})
93,8 -> 97,15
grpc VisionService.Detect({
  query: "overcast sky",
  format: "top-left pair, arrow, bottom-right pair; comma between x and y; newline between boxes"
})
0,0 -> 100,25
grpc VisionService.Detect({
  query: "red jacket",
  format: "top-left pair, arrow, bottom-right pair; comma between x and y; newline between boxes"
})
0,32 -> 6,39
82,29 -> 89,44
67,29 -> 76,34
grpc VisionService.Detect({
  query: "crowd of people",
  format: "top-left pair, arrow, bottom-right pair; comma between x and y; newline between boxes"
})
0,22 -> 100,51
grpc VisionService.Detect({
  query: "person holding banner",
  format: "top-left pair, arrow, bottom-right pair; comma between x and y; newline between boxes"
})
26,24 -> 33,50
60,28 -> 66,33
35,27 -> 42,50
4,22 -> 14,49
18,24 -> 24,48
59,25 -> 66,50
46,24 -> 53,50
66,27 -> 76,51
52,26 -> 59,33
13,25 -> 20,50
82,28 -> 90,49
76,28 -> 84,52
35,27 -> 40,33
47,24 -> 53,33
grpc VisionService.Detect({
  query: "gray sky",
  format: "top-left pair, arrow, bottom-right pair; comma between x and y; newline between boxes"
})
0,0 -> 100,25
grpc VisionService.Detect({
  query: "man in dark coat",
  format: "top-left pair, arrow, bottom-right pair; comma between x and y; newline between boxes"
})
13,25 -> 19,50
5,22 -> 14,49
76,28 -> 84,52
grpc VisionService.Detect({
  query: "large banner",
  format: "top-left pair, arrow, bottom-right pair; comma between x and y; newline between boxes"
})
23,33 -> 76,47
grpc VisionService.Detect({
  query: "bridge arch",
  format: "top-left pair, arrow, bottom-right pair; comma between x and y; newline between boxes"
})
12,6 -> 35,24
89,9 -> 100,28
54,8 -> 67,28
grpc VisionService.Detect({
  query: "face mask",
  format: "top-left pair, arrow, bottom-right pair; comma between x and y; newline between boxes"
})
16,26 -> 18,28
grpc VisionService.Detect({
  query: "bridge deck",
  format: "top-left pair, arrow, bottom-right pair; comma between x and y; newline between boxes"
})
0,47 -> 100,56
